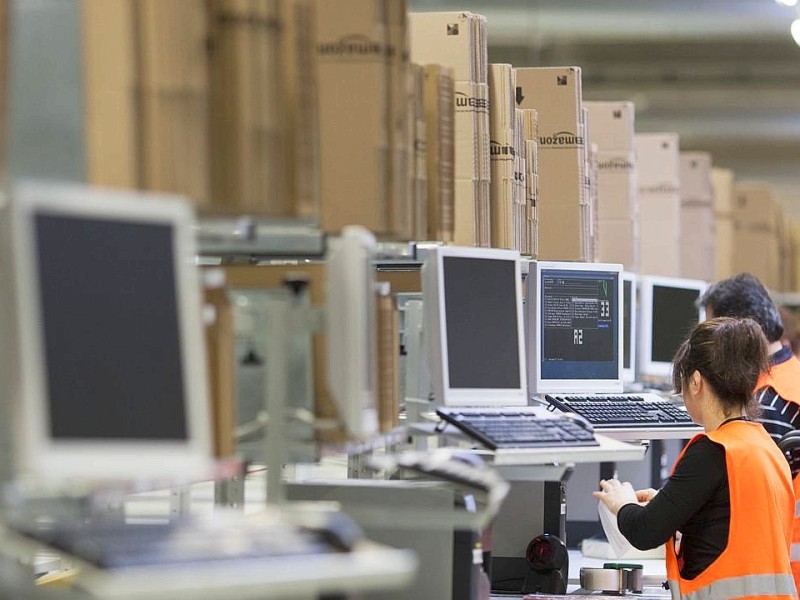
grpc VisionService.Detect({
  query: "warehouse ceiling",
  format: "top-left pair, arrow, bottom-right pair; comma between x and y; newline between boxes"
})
409,0 -> 800,214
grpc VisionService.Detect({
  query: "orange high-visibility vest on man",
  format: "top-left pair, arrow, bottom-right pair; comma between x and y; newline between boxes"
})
666,420 -> 795,600
758,361 -> 800,595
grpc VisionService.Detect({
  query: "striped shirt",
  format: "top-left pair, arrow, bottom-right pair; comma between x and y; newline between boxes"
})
757,345 -> 800,479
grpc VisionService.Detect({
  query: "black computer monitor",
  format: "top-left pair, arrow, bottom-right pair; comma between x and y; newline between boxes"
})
638,275 -> 707,380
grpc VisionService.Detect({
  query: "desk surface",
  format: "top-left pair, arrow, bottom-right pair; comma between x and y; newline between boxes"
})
3,526 -> 417,600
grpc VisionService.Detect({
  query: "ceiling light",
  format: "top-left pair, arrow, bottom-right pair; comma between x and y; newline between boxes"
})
776,0 -> 798,6
792,19 -> 800,45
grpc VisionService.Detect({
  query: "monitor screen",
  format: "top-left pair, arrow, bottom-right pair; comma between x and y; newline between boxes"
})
527,261 -> 623,394
638,275 -> 707,380
621,272 -> 637,383
35,214 -> 188,441
3,181 -> 212,482
422,246 -> 527,407
651,285 -> 703,363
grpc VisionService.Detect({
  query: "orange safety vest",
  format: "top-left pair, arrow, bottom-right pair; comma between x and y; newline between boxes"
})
665,420 -> 796,600
758,357 -> 800,595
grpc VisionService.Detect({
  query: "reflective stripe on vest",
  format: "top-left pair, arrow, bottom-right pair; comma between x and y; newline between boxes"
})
792,543 -> 800,562
795,500 -> 800,519
672,574 -> 796,600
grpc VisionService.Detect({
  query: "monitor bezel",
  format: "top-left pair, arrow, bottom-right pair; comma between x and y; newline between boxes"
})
621,271 -> 638,384
527,260 -> 624,395
422,246 -> 527,407
8,181 -> 212,483
638,274 -> 707,380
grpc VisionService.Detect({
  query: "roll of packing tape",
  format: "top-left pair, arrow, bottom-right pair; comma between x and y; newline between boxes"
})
580,565 -> 643,594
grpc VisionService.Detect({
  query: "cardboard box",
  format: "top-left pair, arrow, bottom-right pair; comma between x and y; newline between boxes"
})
680,207 -> 715,282
409,11 -> 486,83
583,101 -> 635,151
731,181 -> 783,289
81,0 -> 140,189
711,167 -> 734,216
423,64 -> 454,242
597,218 -> 637,271
715,217 -> 736,281
515,67 -> 586,260
679,152 -> 714,282
635,132 -> 680,276
410,63 -> 428,241
315,0 -> 393,235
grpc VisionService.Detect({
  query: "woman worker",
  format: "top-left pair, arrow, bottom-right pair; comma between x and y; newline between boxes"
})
594,317 -> 797,600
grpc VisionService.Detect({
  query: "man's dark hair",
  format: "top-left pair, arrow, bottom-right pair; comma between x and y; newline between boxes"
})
698,273 -> 783,343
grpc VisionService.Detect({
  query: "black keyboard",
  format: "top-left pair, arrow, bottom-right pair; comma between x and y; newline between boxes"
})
16,516 -> 343,569
544,393 -> 694,429
436,407 -> 598,450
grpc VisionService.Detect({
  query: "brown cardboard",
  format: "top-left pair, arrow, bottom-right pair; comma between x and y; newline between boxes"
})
423,64 -> 454,242
515,67 -> 585,260
584,101 -> 635,152
81,0 -> 140,189
711,167 -> 734,217
597,219 -> 637,270
715,217 -> 736,281
314,0 -> 392,235
636,133 -> 680,276
409,11 -> 485,83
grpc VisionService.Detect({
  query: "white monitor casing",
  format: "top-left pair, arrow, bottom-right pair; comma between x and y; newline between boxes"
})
422,246 -> 527,407
621,271 -> 638,384
4,181 -> 213,484
325,226 -> 379,437
527,260 -> 624,395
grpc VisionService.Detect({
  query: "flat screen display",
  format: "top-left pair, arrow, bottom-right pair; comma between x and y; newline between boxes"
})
35,214 -> 188,440
443,256 -> 521,389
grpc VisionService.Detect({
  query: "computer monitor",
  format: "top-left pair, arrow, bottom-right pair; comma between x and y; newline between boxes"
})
621,272 -> 637,384
638,275 -> 707,380
526,261 -> 623,395
325,226 -> 379,437
422,246 -> 527,407
0,181 -> 212,482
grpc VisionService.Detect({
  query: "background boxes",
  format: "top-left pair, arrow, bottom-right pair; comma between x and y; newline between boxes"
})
584,101 -> 638,271
679,152 -> 714,282
516,66 -> 586,261
635,132 -> 680,277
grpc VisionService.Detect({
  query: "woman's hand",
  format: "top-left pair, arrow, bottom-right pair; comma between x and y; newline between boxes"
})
592,479 -> 639,515
636,488 -> 658,504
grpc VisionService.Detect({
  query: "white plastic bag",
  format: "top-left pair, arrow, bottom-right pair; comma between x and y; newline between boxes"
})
598,500 -> 634,558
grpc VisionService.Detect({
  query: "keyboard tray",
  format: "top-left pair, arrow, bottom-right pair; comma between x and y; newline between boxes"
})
436,407 -> 598,451
544,393 -> 694,429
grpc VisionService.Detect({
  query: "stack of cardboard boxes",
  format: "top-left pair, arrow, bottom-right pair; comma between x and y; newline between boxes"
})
584,101 -> 638,271
516,67 -> 588,261
635,133 -> 681,277
732,182 -> 782,291
315,0 -> 414,239
422,64 -> 455,242
522,110 -> 540,258
679,152 -> 714,282
711,167 -> 735,281
410,11 -> 490,246
488,63 -> 517,250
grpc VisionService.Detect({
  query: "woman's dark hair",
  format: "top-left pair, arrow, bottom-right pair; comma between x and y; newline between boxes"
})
698,273 -> 783,343
672,317 -> 769,417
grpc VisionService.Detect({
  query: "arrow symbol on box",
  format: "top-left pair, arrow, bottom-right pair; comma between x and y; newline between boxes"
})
516,86 -> 525,105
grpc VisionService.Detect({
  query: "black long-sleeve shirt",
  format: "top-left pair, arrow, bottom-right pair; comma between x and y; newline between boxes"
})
617,432 -> 731,580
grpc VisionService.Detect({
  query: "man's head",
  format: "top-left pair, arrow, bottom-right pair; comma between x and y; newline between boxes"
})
698,273 -> 783,343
